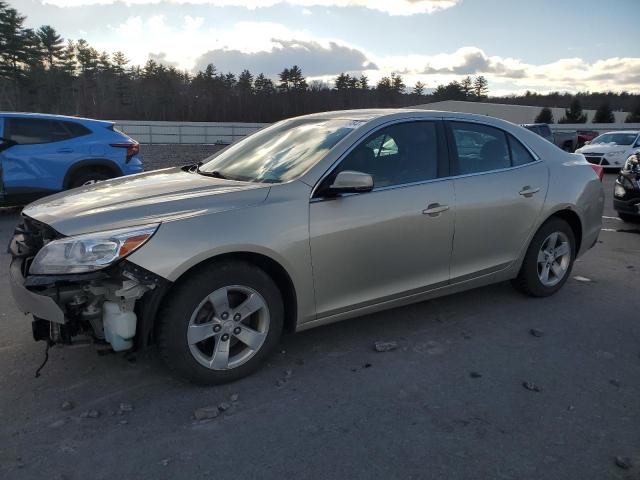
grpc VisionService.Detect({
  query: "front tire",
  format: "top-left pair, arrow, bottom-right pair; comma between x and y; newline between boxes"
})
511,218 -> 576,297
157,261 -> 284,385
69,168 -> 114,188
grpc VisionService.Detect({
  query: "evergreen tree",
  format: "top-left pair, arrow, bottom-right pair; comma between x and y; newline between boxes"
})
592,102 -> 615,123
473,76 -> 489,98
534,107 -> 554,124
237,69 -> 254,94
412,81 -> 425,96
460,76 -> 473,98
254,73 -> 275,95
358,74 -> 369,90
36,25 -> 64,68
559,98 -> 587,123
391,73 -> 405,94
625,102 -> 640,123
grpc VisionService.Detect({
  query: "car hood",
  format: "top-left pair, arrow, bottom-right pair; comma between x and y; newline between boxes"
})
23,167 -> 271,236
578,143 -> 631,153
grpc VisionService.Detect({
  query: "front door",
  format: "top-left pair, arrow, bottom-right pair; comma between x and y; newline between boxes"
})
447,120 -> 549,281
309,120 -> 455,318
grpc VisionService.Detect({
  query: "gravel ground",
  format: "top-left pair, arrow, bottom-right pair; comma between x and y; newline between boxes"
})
139,144 -> 226,171
0,173 -> 639,479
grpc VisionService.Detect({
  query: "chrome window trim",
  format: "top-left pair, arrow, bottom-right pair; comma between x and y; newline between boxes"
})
310,116 -> 543,201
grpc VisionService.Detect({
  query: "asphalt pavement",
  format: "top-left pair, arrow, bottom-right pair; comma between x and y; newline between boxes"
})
0,173 -> 638,480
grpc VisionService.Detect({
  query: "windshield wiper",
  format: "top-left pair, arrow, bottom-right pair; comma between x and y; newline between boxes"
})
195,164 -> 229,179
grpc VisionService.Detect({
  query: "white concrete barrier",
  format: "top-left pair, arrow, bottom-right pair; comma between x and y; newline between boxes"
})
113,120 -> 268,145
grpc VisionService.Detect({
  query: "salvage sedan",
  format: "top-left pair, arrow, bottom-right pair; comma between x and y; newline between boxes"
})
9,109 -> 605,384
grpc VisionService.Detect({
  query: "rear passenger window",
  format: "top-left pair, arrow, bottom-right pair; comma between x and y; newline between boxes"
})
61,121 -> 91,138
450,122 -> 510,175
5,118 -> 88,145
508,134 -> 535,166
337,121 -> 441,188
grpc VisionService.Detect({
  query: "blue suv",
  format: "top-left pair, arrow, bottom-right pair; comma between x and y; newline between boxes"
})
0,112 -> 144,205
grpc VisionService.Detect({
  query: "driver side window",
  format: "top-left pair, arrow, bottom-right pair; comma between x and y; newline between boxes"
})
336,121 -> 440,188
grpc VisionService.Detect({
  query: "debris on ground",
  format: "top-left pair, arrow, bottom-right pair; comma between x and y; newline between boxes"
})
80,409 -> 100,419
374,341 -> 398,352
230,393 -> 239,403
522,382 -> 542,392
350,363 -> 373,372
60,400 -> 74,411
193,406 -> 219,421
614,456 -> 632,470
284,369 -> 293,378
573,276 -> 592,283
49,419 -> 68,428
469,372 -> 482,378
609,379 -> 621,388
159,458 -> 171,467
118,419 -> 129,425
276,378 -> 288,387
119,402 -> 134,413
529,328 -> 545,337
218,402 -> 231,412
567,405 -> 575,411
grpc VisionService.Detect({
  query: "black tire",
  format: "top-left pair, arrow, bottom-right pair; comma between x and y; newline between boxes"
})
68,168 -> 114,189
511,218 -> 576,297
618,212 -> 640,223
157,260 -> 284,385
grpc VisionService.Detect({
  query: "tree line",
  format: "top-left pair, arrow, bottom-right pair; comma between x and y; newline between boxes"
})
1,1 -> 639,123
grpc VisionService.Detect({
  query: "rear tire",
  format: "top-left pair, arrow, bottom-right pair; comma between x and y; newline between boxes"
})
511,218 -> 576,297
68,168 -> 114,188
157,260 -> 284,385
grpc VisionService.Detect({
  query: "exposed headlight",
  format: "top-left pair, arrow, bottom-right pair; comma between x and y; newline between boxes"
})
605,150 -> 626,157
623,155 -> 639,173
30,224 -> 159,275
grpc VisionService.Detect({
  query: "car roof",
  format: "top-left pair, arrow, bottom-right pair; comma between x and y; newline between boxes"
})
0,111 -> 113,126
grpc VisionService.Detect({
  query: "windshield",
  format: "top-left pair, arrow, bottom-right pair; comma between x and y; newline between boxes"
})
198,118 -> 363,183
590,133 -> 638,146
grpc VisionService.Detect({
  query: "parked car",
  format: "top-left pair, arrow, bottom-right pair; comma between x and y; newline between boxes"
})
0,112 -> 143,205
575,131 -> 640,171
9,110 -> 604,384
576,129 -> 599,149
521,123 -> 577,152
613,154 -> 640,222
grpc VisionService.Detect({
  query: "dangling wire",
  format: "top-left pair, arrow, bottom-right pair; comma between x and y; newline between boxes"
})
34,340 -> 53,378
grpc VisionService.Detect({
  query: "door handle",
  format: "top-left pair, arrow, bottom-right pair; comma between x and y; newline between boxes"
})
422,203 -> 449,217
519,186 -> 540,197
57,148 -> 73,153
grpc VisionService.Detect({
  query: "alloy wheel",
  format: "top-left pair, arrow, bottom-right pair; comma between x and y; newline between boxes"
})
537,231 -> 571,287
187,285 -> 270,370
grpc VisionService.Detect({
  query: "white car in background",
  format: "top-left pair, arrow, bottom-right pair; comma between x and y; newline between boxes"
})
576,131 -> 640,170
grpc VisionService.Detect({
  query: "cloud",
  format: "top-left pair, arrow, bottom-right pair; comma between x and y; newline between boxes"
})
148,51 -> 179,67
194,38 -> 377,76
43,0 -> 461,15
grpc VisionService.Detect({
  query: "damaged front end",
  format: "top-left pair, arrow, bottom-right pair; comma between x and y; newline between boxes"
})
9,215 -> 169,351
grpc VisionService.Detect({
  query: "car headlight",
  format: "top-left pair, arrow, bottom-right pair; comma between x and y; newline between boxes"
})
623,155 -> 639,173
30,224 -> 159,275
605,150 -> 626,157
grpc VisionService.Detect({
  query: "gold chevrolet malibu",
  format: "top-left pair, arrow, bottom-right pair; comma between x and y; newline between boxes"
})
9,109 -> 605,384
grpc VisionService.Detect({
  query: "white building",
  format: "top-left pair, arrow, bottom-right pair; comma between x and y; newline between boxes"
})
411,100 -> 630,125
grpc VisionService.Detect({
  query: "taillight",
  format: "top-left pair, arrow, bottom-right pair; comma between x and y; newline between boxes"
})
111,142 -> 140,162
590,164 -> 604,181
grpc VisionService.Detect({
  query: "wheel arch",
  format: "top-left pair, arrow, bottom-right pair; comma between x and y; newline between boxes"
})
155,251 -> 298,334
63,159 -> 123,189
542,208 -> 583,254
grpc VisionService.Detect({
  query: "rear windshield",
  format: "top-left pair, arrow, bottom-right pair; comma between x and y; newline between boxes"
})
591,133 -> 638,145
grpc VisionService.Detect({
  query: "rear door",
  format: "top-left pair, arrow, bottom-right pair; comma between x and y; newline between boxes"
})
1,117 -> 79,196
447,120 -> 548,281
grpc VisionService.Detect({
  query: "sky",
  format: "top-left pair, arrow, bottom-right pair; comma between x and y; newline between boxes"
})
12,0 -> 640,95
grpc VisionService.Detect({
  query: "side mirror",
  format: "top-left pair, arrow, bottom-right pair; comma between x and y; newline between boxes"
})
324,170 -> 374,196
